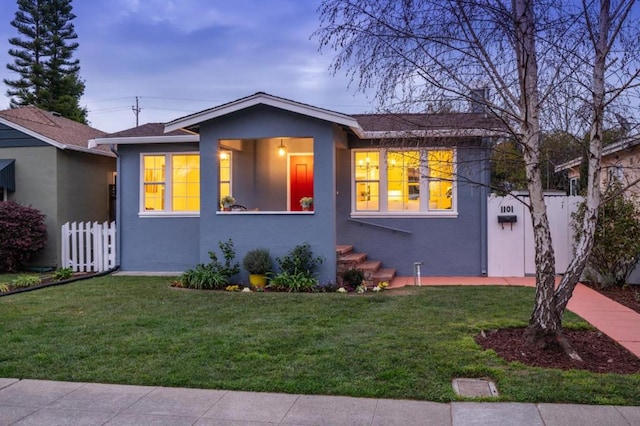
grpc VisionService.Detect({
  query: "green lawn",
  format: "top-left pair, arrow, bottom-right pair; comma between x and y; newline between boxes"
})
1,275 -> 638,405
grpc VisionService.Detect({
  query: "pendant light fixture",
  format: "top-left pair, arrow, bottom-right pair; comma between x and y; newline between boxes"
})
277,139 -> 287,157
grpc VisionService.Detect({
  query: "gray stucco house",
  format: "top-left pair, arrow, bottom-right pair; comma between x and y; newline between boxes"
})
0,106 -> 116,268
90,92 -> 501,282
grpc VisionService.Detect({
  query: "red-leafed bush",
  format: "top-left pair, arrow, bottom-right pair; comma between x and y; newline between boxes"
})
0,201 -> 47,272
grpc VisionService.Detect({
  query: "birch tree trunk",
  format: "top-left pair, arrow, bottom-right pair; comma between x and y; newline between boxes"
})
511,0 -> 564,346
554,1 -> 608,317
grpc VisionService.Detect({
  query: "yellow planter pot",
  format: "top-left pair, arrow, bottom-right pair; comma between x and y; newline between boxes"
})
249,274 -> 268,288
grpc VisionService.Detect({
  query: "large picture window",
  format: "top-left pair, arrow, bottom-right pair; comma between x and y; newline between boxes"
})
352,148 -> 456,216
141,153 -> 200,213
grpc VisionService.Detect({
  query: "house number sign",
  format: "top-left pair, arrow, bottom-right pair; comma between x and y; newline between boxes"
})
500,205 -> 514,213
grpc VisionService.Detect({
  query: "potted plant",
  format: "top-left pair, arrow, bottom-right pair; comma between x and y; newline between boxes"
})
242,248 -> 272,288
220,195 -> 235,211
300,196 -> 313,211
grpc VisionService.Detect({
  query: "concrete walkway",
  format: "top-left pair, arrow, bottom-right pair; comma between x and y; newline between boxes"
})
2,276 -> 639,425
1,378 -> 639,425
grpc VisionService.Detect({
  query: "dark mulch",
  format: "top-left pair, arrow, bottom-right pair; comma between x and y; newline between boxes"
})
476,283 -> 640,375
476,328 -> 640,374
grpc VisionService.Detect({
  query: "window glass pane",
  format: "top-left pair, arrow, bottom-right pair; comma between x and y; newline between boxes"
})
387,151 -> 420,211
355,152 -> 379,180
220,151 -> 231,202
356,182 -> 379,211
144,184 -> 165,211
428,150 -> 453,210
172,154 -> 200,211
143,155 -> 165,211
144,155 -> 165,183
355,151 -> 379,211
220,182 -> 230,198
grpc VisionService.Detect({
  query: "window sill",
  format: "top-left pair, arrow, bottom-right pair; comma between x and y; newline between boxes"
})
216,211 -> 314,215
351,211 -> 458,219
139,212 -> 200,218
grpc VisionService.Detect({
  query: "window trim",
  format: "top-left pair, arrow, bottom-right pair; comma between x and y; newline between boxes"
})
350,148 -> 458,218
139,152 -> 201,217
219,150 -> 233,201
569,177 -> 579,196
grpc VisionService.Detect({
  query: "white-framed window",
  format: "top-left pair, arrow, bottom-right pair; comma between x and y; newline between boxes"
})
608,165 -> 623,185
352,148 -> 456,217
219,150 -> 232,199
569,177 -> 579,196
140,153 -> 200,215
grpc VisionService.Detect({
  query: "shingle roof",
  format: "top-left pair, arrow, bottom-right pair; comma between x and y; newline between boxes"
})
103,122 -> 194,138
0,105 -> 112,155
352,113 -> 505,133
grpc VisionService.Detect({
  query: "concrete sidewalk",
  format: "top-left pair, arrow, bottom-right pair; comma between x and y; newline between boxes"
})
1,378 -> 639,425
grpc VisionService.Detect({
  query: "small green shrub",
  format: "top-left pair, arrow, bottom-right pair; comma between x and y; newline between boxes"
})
180,265 -> 227,290
11,275 -> 41,288
242,248 -> 272,274
179,239 -> 240,290
52,267 -> 73,281
342,268 -> 364,288
268,271 -> 318,292
0,201 -> 47,272
573,183 -> 640,287
276,243 -> 323,276
0,282 -> 9,293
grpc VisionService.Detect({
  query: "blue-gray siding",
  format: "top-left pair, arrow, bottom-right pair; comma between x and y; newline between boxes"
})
336,142 -> 489,276
116,105 -> 490,279
117,143 -> 200,271
0,123 -> 49,147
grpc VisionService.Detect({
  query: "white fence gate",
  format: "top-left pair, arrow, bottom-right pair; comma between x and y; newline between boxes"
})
487,194 -> 582,277
61,221 -> 116,272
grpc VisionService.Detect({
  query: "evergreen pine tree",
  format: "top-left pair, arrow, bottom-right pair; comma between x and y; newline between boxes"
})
4,0 -> 87,123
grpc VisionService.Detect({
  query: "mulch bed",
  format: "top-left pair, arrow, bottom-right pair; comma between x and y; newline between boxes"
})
476,328 -> 640,374
476,283 -> 640,375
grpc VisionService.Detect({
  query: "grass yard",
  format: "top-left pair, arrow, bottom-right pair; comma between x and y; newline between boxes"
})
1,275 -> 639,405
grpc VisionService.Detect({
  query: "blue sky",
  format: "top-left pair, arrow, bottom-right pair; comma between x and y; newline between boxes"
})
0,0 -> 373,132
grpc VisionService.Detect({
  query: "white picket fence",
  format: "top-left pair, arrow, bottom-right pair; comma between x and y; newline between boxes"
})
61,221 -> 116,272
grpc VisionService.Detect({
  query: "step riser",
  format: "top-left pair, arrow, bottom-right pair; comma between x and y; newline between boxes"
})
336,246 -> 396,288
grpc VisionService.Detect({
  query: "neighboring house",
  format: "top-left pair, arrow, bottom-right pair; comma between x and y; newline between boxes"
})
556,136 -> 640,197
90,92 -> 503,282
0,106 -> 116,268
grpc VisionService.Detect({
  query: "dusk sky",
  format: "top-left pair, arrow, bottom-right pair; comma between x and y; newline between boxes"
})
0,0 -> 374,133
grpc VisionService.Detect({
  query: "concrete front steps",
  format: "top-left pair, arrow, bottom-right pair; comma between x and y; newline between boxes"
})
336,245 -> 396,287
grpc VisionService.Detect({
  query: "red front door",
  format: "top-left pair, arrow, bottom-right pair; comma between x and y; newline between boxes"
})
289,155 -> 314,211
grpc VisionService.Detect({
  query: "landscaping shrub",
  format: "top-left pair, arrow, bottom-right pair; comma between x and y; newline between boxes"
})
0,201 -> 47,272
269,243 -> 324,292
52,267 -> 73,281
268,271 -> 318,292
573,183 -> 640,287
342,268 -> 364,289
179,239 -> 240,289
276,243 -> 323,276
242,248 -> 273,274
10,275 -> 41,288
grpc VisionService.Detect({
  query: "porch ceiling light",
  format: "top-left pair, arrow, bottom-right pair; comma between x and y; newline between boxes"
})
277,139 -> 287,157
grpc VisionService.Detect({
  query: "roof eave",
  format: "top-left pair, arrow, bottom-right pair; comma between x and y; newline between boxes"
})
363,129 -> 507,139
0,116 -> 66,149
164,93 -> 365,138
0,116 -> 114,157
89,135 -> 200,148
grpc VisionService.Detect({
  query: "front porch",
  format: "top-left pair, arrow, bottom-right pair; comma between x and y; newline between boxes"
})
217,137 -> 315,213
